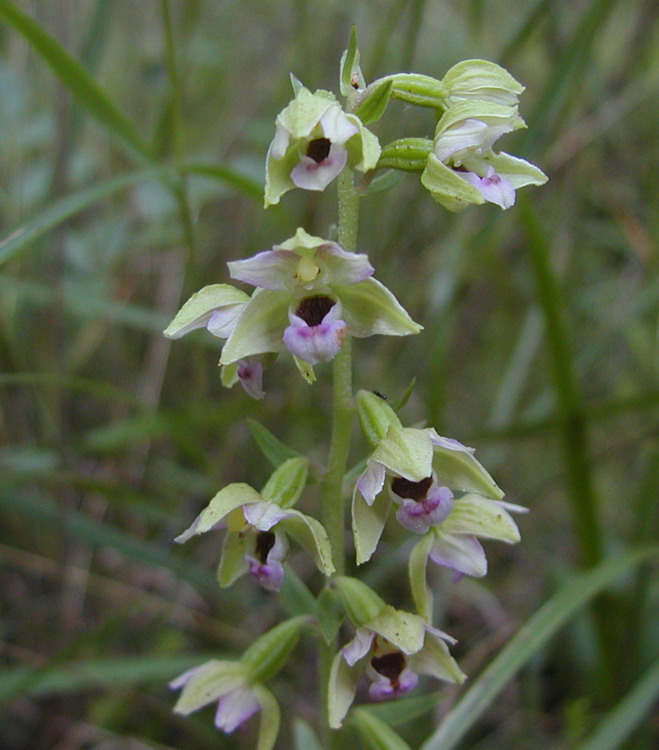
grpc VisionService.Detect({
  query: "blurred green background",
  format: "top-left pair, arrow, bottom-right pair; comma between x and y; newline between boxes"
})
0,1 -> 657,748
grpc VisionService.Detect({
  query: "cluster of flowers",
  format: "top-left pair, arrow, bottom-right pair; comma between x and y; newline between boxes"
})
166,42 -> 541,748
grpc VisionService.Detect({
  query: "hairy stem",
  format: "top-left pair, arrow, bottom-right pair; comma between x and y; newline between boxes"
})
318,168 -> 360,745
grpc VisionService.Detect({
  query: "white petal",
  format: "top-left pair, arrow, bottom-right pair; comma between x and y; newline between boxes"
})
228,250 -> 297,291
342,627 -> 375,665
214,686 -> 260,733
242,501 -> 292,531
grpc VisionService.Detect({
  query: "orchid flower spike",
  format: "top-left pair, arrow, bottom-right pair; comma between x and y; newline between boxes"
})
264,85 -> 381,207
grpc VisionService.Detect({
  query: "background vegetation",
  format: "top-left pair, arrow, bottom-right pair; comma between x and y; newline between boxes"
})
0,1 -> 657,748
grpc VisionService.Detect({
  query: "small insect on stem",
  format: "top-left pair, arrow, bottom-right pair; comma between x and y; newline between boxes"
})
372,390 -> 387,400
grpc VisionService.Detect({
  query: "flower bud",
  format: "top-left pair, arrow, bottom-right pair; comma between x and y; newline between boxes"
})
242,616 -> 310,683
260,457 -> 309,509
356,389 -> 402,446
334,576 -> 385,627
378,138 -> 433,171
441,59 -> 525,107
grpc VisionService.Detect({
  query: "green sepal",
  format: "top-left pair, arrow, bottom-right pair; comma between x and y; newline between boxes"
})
242,616 -> 309,683
280,511 -> 335,576
174,483 -> 261,542
369,426 -> 434,482
334,576 -> 385,627
421,152 -> 485,212
352,492 -> 391,565
382,73 -> 448,109
344,118 -> 382,173
217,531 -> 248,587
433,446 -> 503,499
363,169 -> 406,195
354,79 -> 393,125
253,684 -> 281,750
339,26 -> 364,97
163,284 -> 249,339
338,278 -> 422,338
356,389 -> 402,446
328,647 -> 362,728
442,494 -> 520,542
378,138 -> 433,171
434,99 -> 525,137
408,531 -> 434,620
280,565 -> 318,617
317,587 -> 345,644
172,660 -> 247,715
413,628 -> 466,684
220,289 -> 289,365
350,708 -> 413,750
367,605 -> 425,654
261,456 -> 309,509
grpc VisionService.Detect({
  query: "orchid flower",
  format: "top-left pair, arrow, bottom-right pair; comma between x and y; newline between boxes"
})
220,228 -> 421,378
264,85 -> 380,207
328,604 -> 464,728
175,458 -> 334,592
421,100 -> 547,211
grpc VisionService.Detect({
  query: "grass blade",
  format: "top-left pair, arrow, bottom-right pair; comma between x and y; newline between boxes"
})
0,0 -> 153,163
420,547 -> 659,750
578,655 -> 659,750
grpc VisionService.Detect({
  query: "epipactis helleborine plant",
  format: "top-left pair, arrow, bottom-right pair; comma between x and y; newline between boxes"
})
166,30 -> 545,749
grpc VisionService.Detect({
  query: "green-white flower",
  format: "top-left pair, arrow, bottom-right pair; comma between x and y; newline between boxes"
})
175,458 -> 334,591
421,100 -> 547,211
264,86 -> 381,207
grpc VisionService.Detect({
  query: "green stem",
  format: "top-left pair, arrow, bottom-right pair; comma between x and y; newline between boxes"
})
318,169 -> 360,747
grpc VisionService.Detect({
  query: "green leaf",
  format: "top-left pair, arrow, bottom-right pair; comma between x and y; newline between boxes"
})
354,79 -> 393,125
316,588 -> 345,644
420,547 -> 659,750
247,418 -> 302,468
365,690 -> 446,727
242,616 -> 309,683
0,0 -> 153,163
390,378 -> 417,411
340,25 -> 361,97
261,457 -> 309,509
0,653 -> 223,701
280,565 -> 318,619
0,170 -> 157,267
363,169 -> 406,195
351,708 -> 412,750
578,655 -> 659,750
182,161 -> 263,200
293,718 -> 323,750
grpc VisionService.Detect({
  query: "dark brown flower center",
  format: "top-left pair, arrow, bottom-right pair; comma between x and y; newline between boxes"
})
255,531 -> 276,563
391,475 -> 433,501
295,295 -> 335,326
306,137 -> 331,163
370,651 -> 406,683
